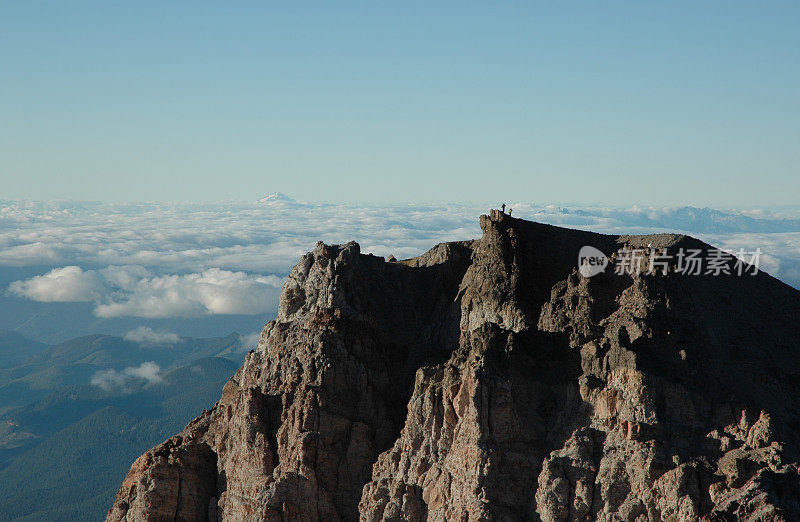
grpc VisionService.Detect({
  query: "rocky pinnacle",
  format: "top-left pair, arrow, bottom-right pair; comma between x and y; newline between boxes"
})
107,212 -> 800,521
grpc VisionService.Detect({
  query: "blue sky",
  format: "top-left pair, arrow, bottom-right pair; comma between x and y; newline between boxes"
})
1,2 -> 798,205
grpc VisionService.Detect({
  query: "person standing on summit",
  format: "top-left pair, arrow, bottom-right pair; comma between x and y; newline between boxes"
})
501,203 -> 506,213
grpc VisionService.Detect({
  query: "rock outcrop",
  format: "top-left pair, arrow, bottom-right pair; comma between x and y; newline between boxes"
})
107,212 -> 800,521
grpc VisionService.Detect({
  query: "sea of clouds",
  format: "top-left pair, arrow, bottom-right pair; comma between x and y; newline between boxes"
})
8,265 -> 283,318
2,195 -> 800,330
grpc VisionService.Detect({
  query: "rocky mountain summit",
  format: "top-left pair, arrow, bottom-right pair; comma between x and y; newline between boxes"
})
107,211 -> 800,521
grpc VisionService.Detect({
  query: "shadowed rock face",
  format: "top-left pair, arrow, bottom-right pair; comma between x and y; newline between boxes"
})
107,212 -> 800,521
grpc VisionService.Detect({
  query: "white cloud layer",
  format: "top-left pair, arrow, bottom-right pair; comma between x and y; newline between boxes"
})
8,265 -> 283,318
123,326 -> 181,345
90,361 -> 162,391
8,266 -> 106,302
2,197 -> 800,316
95,269 -> 283,318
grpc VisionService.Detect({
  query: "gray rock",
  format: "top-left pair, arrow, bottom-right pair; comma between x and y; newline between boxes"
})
107,212 -> 800,521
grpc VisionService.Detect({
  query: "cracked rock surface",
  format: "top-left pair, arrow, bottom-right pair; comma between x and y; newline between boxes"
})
107,212 -> 800,521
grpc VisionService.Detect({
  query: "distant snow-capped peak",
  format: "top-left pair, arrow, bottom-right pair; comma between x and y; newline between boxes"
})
257,192 -> 296,205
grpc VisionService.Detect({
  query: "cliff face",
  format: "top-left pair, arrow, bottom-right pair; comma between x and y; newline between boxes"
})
107,212 -> 800,521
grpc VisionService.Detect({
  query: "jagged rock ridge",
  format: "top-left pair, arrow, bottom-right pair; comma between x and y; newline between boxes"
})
108,211 -> 800,521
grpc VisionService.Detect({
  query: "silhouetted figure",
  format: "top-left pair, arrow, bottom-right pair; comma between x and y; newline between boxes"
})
501,203 -> 506,213
508,208 -> 513,216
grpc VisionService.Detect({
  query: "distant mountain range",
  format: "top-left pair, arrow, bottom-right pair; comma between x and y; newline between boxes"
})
0,329 -> 248,521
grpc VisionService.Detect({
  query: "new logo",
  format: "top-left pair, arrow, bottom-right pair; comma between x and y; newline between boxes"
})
578,246 -> 608,277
